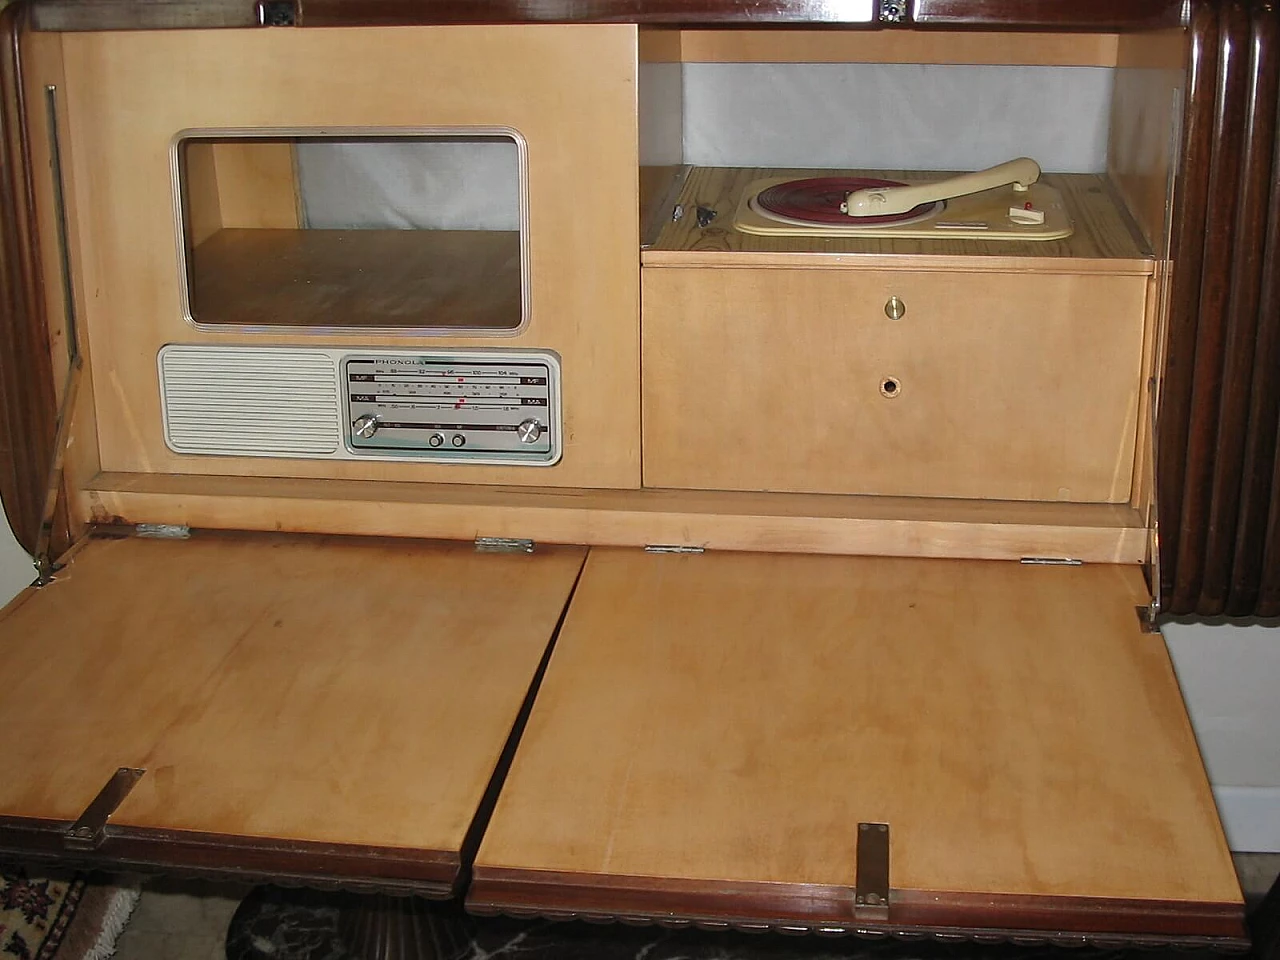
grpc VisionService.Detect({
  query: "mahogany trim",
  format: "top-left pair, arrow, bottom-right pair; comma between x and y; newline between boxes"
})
24,0 -> 1183,30
0,815 -> 460,897
908,0 -> 1185,32
1170,0 -> 1247,610
467,868 -> 1247,944
1200,0 -> 1280,614
1164,0 -> 1280,616
1158,0 -> 1220,612
0,0 -> 57,557
296,0 -> 1185,29
29,0 -> 256,31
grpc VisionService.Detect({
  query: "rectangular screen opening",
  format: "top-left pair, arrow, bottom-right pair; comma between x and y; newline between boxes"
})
176,131 -> 526,333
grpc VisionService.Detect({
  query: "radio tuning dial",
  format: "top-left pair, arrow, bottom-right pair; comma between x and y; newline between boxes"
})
516,419 -> 543,444
352,414 -> 380,439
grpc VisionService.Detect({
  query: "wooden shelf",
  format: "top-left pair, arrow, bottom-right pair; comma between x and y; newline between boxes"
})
189,228 -> 522,330
644,168 -> 1153,271
80,471 -> 1149,564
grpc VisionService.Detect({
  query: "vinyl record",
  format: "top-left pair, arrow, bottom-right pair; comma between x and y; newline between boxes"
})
753,176 -> 941,226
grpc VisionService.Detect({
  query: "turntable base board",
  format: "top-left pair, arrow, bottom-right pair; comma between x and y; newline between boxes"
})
645,168 -> 1150,266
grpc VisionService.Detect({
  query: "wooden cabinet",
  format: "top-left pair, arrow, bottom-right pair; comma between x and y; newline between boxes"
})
0,0 -> 1272,950
51,25 -> 642,491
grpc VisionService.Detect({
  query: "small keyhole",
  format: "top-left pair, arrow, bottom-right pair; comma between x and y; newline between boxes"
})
880,377 -> 901,398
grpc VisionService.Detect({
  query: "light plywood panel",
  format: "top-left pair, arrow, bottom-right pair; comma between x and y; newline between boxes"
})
59,25 -> 640,491
1107,30 -> 1187,252
0,534 -> 584,858
210,141 -> 300,229
79,471 -> 1149,564
182,142 -> 224,247
675,30 -> 1121,66
475,549 -> 1239,908
643,267 -> 1147,502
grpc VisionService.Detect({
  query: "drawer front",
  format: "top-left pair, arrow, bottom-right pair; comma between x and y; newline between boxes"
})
642,268 -> 1148,502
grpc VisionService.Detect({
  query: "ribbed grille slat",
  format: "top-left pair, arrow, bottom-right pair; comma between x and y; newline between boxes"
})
160,347 -> 340,456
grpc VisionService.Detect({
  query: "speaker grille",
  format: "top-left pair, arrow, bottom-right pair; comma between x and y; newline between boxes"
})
159,347 -> 341,457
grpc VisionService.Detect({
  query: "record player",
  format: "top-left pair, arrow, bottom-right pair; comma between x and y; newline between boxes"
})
0,1 -> 1269,955
735,157 -> 1074,239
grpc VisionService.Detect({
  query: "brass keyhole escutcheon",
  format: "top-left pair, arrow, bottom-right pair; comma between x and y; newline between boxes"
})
884,296 -> 906,320
880,376 -> 902,399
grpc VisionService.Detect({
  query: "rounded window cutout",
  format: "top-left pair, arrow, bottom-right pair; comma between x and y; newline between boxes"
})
175,130 -> 527,334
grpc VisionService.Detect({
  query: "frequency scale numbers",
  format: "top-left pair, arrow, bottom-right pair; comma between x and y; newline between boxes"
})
342,354 -> 559,464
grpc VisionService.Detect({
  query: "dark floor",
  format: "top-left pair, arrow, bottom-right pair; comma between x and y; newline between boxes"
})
108,854 -> 1280,960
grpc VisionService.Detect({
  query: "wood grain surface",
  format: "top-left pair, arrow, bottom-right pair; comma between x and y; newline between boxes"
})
58,25 -> 641,490
475,549 -> 1239,908
190,228 -> 521,330
0,534 -> 585,858
80,471 -> 1150,563
24,0 -> 1185,30
1155,0 -> 1217,613
1170,0 -> 1251,613
645,168 -> 1152,269
642,267 -> 1147,502
1196,1 -> 1279,613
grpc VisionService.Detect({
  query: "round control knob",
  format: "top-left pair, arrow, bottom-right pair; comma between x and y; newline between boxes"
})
428,433 -> 444,448
516,419 -> 543,444
352,414 -> 380,439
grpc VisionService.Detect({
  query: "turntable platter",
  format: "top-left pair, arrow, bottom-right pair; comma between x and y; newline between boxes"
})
734,173 -> 1074,241
752,176 -> 942,227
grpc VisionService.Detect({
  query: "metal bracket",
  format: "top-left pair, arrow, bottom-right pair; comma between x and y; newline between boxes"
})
644,545 -> 705,555
32,85 -> 83,588
31,358 -> 83,587
1144,377 -> 1163,621
64,767 -> 145,851
1020,557 -> 1084,566
255,0 -> 296,26
475,537 -> 535,554
135,523 -> 191,540
854,822 -> 891,921
1136,603 -> 1161,634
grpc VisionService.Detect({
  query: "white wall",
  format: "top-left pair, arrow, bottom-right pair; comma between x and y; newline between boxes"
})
0,514 -> 34,602
682,63 -> 1114,172
1166,621 -> 1280,852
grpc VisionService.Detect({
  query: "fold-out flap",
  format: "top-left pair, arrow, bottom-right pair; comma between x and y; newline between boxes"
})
0,532 -> 585,893
470,549 -> 1243,942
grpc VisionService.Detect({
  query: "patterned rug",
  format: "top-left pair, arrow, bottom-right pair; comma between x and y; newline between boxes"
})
0,866 -> 138,960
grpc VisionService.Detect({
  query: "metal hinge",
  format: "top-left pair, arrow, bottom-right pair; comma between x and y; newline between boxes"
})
1020,557 -> 1084,566
64,767 -> 145,851
475,537 -> 535,554
854,822 -> 891,922
644,545 -> 705,554
1136,602 -> 1160,634
135,523 -> 191,540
